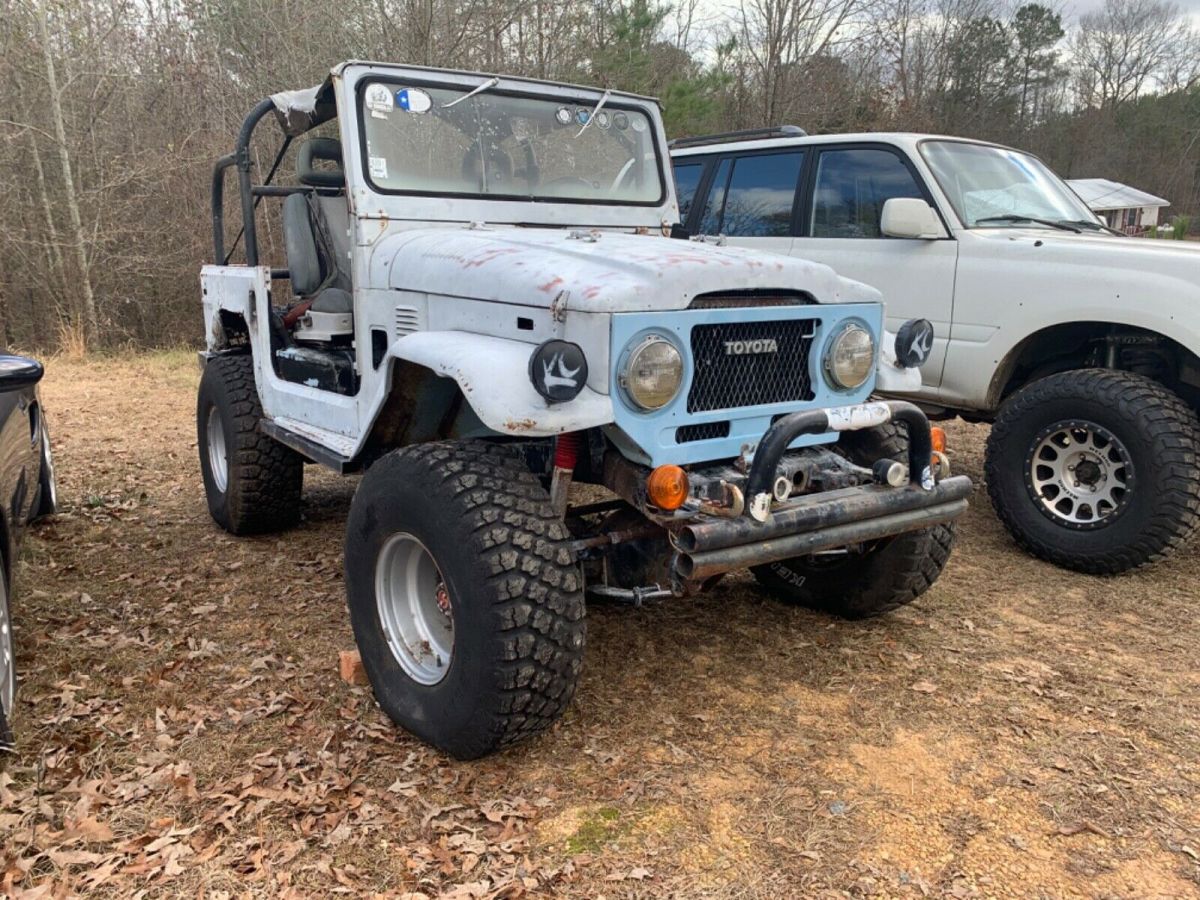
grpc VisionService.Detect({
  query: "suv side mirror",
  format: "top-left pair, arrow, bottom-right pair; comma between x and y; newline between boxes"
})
0,355 -> 44,392
881,198 -> 943,239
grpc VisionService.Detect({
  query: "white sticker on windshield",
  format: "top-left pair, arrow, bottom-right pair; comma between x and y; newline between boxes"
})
369,156 -> 388,180
396,88 -> 433,113
365,83 -> 394,118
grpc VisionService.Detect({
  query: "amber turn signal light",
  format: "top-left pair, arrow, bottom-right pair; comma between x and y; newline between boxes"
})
647,465 -> 689,510
930,426 -> 947,454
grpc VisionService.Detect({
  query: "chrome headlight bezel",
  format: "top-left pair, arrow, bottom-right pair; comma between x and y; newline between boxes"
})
824,323 -> 876,391
618,334 -> 684,411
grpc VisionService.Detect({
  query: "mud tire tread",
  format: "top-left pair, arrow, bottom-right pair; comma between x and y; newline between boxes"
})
197,354 -> 303,535
344,441 -> 585,759
985,369 -> 1200,574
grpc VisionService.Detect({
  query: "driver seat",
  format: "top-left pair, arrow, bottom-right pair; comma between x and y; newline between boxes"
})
282,139 -> 353,338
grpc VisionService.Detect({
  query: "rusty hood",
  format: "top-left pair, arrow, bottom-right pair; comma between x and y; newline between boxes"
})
372,227 -> 878,312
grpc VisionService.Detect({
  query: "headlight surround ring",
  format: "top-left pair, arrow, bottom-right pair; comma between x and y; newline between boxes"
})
824,323 -> 876,391
619,334 -> 684,411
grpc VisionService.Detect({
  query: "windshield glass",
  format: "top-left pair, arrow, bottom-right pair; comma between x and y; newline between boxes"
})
920,141 -> 1098,229
359,80 -> 663,205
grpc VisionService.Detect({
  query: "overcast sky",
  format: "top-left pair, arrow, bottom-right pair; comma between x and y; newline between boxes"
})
690,0 -> 1200,28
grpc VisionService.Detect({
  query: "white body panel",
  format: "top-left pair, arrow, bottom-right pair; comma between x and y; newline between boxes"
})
674,132 -> 1200,414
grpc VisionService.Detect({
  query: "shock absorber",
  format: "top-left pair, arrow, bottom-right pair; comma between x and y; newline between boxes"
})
550,431 -> 580,517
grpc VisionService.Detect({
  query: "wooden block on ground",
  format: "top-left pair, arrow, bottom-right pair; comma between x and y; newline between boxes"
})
339,649 -> 369,686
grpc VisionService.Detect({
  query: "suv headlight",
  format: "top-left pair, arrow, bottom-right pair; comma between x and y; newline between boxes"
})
620,335 -> 683,410
824,324 -> 875,390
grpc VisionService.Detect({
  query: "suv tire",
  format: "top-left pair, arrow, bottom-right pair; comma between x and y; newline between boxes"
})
986,369 -> 1200,574
344,441 -> 586,759
751,422 -> 955,618
197,355 -> 303,535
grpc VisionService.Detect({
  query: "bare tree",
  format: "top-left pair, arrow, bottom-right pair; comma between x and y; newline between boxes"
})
1073,0 -> 1194,108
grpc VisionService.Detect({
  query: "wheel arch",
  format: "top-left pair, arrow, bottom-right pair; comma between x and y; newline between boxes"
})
373,331 -> 614,443
364,357 -> 500,452
988,321 -> 1200,411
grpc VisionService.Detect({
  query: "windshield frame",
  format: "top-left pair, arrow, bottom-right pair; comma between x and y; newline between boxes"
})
355,74 -> 668,208
916,138 -> 1101,232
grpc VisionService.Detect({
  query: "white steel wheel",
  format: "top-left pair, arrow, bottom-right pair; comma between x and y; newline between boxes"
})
0,577 -> 13,723
374,532 -> 454,685
205,405 -> 228,494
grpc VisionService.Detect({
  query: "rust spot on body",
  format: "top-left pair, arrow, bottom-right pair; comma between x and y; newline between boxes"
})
539,276 -> 565,293
504,418 -> 538,433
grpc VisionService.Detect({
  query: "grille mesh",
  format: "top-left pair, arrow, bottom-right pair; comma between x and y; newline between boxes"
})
676,421 -> 731,443
688,319 -> 816,413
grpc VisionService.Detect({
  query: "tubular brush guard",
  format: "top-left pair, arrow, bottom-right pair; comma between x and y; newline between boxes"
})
673,401 -> 972,583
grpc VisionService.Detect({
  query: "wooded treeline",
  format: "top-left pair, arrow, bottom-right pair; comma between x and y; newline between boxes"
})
1,0 -> 1197,351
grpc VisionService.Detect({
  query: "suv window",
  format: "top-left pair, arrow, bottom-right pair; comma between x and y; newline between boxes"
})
673,162 -> 705,221
811,148 -> 923,238
696,152 -> 803,237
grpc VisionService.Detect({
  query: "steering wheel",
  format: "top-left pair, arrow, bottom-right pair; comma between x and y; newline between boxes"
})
610,158 -> 637,193
544,175 -> 594,191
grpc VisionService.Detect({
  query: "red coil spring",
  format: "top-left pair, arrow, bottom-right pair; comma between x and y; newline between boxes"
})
554,431 -> 581,471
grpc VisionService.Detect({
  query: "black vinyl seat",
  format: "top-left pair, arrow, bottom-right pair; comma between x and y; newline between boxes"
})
282,138 -> 353,315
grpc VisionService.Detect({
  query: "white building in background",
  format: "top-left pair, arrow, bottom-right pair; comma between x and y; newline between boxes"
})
1067,178 -> 1171,232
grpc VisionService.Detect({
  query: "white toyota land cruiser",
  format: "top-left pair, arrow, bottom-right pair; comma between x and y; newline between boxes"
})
672,127 -> 1200,574
198,64 -> 970,758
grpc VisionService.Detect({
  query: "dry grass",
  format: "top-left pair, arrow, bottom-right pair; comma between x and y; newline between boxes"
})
3,351 -> 1200,898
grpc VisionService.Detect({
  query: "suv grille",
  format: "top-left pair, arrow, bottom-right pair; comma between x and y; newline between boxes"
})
688,319 -> 817,413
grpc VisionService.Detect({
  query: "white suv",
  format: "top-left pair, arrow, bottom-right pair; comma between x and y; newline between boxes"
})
672,128 -> 1200,574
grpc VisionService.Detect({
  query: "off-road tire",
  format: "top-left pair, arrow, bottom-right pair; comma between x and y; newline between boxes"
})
1,575 -> 14,759
344,441 -> 586,759
985,369 -> 1200,574
751,421 -> 955,618
33,417 -> 56,519
197,354 -> 303,535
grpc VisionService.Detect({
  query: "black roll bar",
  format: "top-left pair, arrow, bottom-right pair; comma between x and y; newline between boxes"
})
235,97 -> 279,267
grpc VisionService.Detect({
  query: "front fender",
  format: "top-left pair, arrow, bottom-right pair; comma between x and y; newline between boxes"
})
390,332 -> 614,437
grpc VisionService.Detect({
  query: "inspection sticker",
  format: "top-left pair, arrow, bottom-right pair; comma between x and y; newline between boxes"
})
365,83 -> 394,118
369,156 -> 388,180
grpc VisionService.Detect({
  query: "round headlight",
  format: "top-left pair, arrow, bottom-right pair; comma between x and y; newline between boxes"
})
825,324 -> 875,390
621,336 -> 683,410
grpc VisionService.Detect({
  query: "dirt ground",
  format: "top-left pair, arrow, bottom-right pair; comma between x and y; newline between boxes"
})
3,352 -> 1200,899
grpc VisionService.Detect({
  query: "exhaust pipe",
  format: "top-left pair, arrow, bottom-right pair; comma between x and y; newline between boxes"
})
678,475 -> 972,553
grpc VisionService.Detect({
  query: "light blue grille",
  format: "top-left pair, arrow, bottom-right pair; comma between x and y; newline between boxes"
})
607,302 -> 882,467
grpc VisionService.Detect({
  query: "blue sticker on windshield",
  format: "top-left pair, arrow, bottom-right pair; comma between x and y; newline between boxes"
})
575,108 -> 590,126
395,88 -> 433,114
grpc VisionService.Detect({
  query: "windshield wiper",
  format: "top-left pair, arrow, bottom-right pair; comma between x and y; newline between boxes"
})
441,76 -> 499,109
1058,218 -> 1125,236
575,89 -> 612,137
974,214 -> 1081,233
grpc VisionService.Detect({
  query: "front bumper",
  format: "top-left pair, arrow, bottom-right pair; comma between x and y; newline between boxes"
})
671,400 -> 972,582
